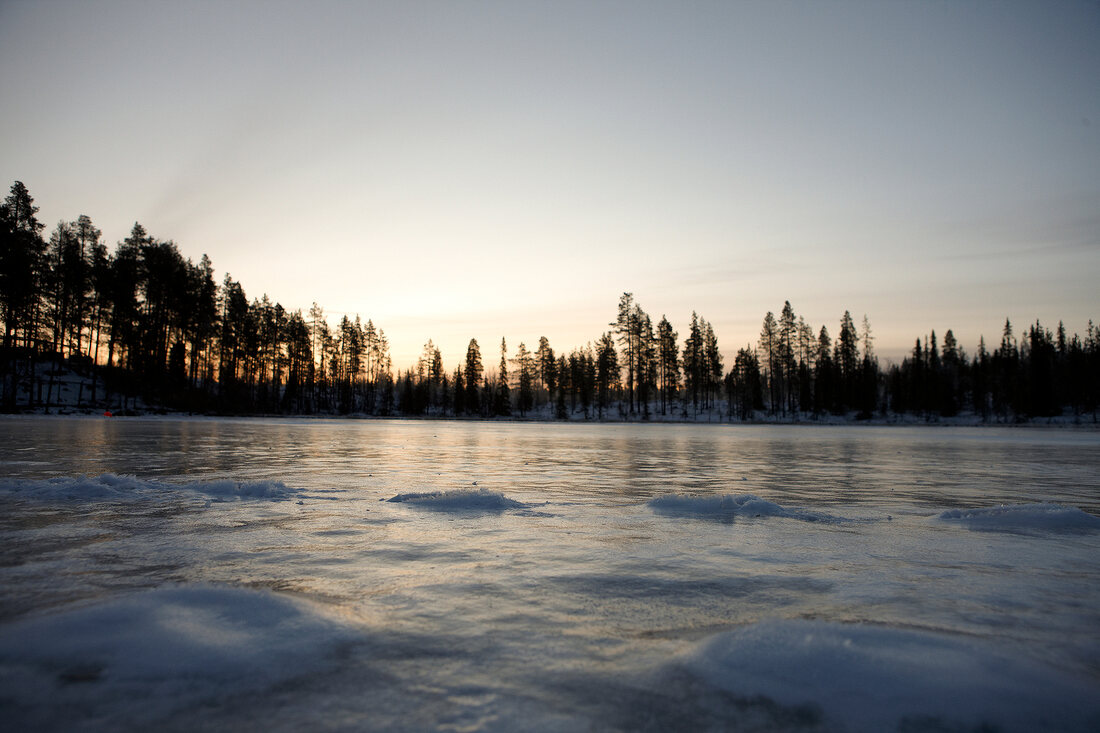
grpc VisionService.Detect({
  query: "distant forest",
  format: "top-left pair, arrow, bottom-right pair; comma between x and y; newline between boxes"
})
3,181 -> 1099,421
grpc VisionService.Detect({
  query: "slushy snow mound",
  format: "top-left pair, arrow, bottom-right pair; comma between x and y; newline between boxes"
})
677,619 -> 1100,733
0,585 -> 359,731
648,493 -> 832,523
936,503 -> 1100,532
386,488 -> 525,511
0,473 -> 300,502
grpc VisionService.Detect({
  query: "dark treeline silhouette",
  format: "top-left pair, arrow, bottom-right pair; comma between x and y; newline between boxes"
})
3,182 -> 1099,421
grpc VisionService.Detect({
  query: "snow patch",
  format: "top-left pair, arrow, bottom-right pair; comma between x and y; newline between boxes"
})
677,619 -> 1100,733
386,488 -> 525,511
189,478 -> 299,500
0,474 -> 301,502
0,585 -> 359,729
935,503 -> 1100,532
648,493 -> 832,523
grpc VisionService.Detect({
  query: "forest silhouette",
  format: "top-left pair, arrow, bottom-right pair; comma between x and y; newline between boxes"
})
3,181 -> 1098,420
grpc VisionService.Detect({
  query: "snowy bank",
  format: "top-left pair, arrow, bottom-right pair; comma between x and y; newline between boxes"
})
676,619 -> 1100,733
0,473 -> 301,502
935,503 -> 1100,532
648,493 -> 835,523
0,585 -> 360,731
385,488 -> 526,511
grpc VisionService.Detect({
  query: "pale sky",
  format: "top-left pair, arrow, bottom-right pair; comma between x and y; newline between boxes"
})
2,0 -> 1097,370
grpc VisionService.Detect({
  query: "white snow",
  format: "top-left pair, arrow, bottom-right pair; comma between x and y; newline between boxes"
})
678,619 -> 1100,733
0,473 -> 301,502
0,585 -> 359,730
647,493 -> 833,522
935,503 -> 1100,532
385,488 -> 526,511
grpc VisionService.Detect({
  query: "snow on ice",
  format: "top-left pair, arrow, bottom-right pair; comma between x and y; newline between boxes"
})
385,488 -> 526,511
647,493 -> 835,523
676,619 -> 1100,733
936,503 -> 1100,532
0,585 -> 359,731
0,473 -> 301,502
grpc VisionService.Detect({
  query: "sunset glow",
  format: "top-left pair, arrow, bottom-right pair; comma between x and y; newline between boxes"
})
2,0 -> 1097,369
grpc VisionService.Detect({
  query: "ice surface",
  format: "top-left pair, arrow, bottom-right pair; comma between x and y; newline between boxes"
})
3,419 -> 1099,731
678,619 -> 1100,733
0,473 -> 300,502
648,493 -> 833,522
386,488 -> 526,511
0,585 -> 359,730
935,503 -> 1100,532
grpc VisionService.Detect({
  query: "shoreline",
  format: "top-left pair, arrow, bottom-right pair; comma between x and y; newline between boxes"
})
4,407 -> 1098,430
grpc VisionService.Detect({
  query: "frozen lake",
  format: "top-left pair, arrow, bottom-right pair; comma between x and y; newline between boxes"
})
2,415 -> 1099,731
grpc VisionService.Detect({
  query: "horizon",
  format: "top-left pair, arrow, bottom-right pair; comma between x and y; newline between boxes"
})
2,1 -> 1097,371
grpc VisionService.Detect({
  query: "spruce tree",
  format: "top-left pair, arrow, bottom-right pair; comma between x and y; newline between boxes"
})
835,311 -> 860,410
495,337 -> 510,416
464,339 -> 482,416
515,341 -> 535,416
595,331 -> 618,418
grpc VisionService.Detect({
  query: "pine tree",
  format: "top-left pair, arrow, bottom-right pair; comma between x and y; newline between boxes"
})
86,236 -> 112,405
778,301 -> 797,414
495,337 -> 511,416
537,336 -> 556,407
555,354 -> 570,418
857,314 -> 878,417
656,315 -> 679,415
703,319 -> 722,413
1,181 -> 46,351
1,182 -> 47,408
67,215 -> 99,360
835,311 -> 860,410
940,329 -> 961,416
993,318 -> 1020,418
637,312 -> 657,417
797,316 -> 815,413
758,311 -> 778,414
614,293 -> 639,412
729,347 -> 763,420
814,326 -> 835,414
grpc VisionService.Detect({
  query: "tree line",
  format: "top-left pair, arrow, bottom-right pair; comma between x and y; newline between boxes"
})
3,181 -> 1098,421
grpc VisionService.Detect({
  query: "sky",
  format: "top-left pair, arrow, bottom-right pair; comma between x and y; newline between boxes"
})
2,0 -> 1098,370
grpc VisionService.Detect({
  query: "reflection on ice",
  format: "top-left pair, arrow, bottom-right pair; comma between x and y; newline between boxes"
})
936,503 -> 1100,532
2,419 -> 1099,731
386,488 -> 526,511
